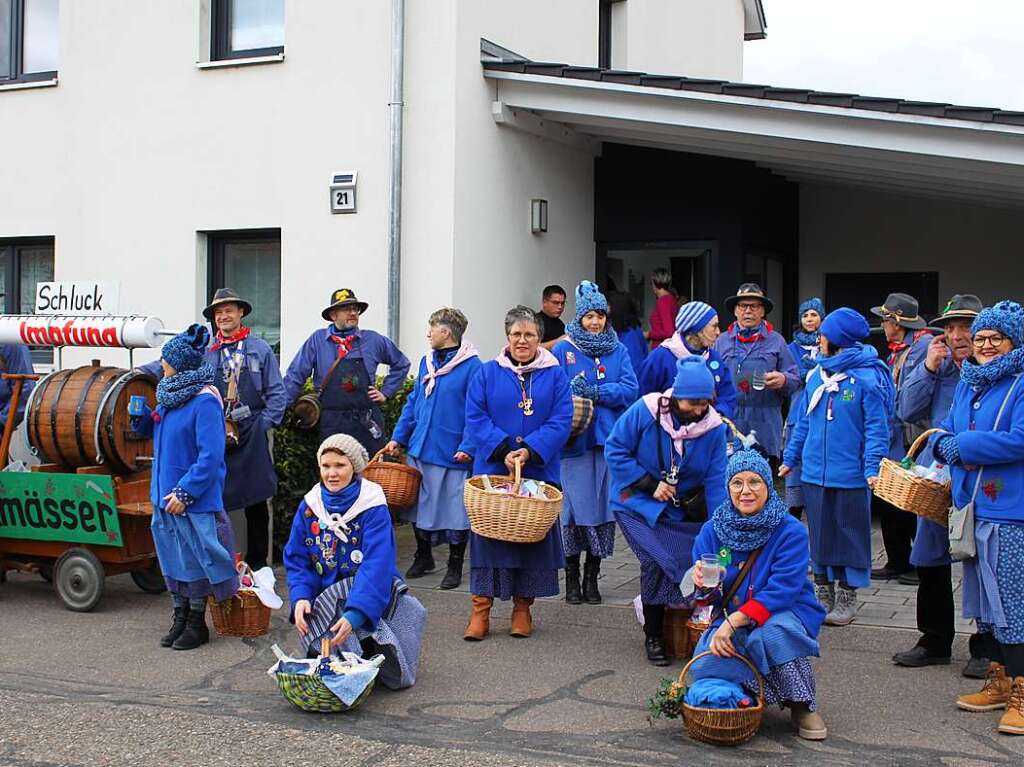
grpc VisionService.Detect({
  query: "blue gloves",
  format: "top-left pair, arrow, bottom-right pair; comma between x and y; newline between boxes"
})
934,434 -> 961,466
570,375 -> 599,402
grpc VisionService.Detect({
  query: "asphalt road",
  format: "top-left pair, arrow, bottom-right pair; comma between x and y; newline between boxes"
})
1,570 -> 1023,767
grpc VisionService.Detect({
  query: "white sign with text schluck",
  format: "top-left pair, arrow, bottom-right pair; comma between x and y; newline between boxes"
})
35,282 -> 120,315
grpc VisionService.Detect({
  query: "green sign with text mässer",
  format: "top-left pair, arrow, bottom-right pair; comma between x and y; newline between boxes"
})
0,473 -> 122,547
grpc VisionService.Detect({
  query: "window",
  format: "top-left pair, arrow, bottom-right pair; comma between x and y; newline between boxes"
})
211,0 -> 284,61
207,230 -> 281,353
0,237 -> 55,366
598,0 -> 625,69
1,0 -> 58,84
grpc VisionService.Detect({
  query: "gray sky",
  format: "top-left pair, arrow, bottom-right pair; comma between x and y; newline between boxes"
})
743,1 -> 1024,111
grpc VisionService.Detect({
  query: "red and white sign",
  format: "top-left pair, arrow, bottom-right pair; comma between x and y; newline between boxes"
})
0,315 -> 165,349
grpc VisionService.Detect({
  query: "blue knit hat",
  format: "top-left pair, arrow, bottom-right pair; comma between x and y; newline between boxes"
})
672,355 -> 715,400
798,297 -> 825,321
161,323 -> 210,372
727,448 -> 774,487
820,307 -> 870,349
972,300 -> 1024,348
675,301 -> 717,336
574,280 -> 609,320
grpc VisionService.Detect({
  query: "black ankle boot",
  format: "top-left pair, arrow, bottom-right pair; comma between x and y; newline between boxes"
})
160,605 -> 190,648
642,603 -> 669,666
582,555 -> 602,604
564,555 -> 582,605
439,542 -> 466,590
645,635 -> 670,666
405,528 -> 436,578
172,608 -> 210,651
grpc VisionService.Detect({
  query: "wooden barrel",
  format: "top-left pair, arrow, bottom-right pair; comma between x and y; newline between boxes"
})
26,363 -> 157,474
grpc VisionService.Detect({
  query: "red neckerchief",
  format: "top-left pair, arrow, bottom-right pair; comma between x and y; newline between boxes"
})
887,329 -> 928,367
329,333 -> 357,359
728,321 -> 775,343
210,325 -> 250,352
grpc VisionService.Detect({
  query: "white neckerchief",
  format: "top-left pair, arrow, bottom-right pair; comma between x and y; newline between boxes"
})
805,368 -> 848,414
303,479 -> 387,544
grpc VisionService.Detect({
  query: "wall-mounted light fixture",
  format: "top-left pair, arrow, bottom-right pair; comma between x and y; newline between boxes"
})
530,198 -> 548,234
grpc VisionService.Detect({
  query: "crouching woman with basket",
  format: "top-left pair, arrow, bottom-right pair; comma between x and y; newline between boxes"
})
284,434 -> 427,690
462,306 -> 573,640
682,449 -> 828,741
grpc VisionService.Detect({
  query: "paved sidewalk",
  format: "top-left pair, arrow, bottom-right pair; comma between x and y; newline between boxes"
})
399,517 -> 975,635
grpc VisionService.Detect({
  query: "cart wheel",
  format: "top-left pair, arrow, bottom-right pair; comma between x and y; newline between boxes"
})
130,561 -> 167,594
54,548 -> 105,612
38,563 -> 54,583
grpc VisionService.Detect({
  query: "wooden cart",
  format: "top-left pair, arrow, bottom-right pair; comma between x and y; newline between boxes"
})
0,370 -> 164,611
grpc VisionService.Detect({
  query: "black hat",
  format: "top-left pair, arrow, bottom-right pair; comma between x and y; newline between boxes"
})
724,283 -> 774,314
202,288 -> 252,321
870,293 -> 927,330
322,288 -> 369,321
930,294 -> 983,328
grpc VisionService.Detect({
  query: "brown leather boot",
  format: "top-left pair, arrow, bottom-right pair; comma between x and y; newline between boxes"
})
998,677 -> 1024,735
957,662 -> 1011,711
790,703 -> 828,740
463,595 -> 492,641
510,597 -> 534,638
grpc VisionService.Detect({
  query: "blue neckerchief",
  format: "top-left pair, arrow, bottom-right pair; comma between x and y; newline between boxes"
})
321,478 -> 362,515
961,347 -> 1024,389
819,344 -> 895,412
156,363 -> 216,409
737,322 -> 765,340
330,325 -> 359,339
565,321 -> 619,357
711,483 -> 788,551
792,330 -> 819,348
432,346 -> 459,368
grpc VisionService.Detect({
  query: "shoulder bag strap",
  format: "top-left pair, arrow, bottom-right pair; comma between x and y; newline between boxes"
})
963,373 -> 1022,504
710,547 -> 763,623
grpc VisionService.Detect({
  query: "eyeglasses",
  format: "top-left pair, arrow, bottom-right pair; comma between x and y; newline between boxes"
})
736,303 -> 763,312
729,478 -> 765,492
973,334 -> 1008,348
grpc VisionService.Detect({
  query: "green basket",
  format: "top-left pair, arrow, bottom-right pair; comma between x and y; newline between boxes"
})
275,670 -> 375,713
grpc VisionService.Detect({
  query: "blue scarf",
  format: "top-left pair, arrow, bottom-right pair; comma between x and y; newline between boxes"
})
156,363 -> 215,410
820,343 -> 895,412
792,329 -> 819,348
961,346 -> 1024,389
711,487 -> 788,551
321,478 -> 362,515
566,320 -> 619,357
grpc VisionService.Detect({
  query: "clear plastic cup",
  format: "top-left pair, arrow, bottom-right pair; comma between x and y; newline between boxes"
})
701,554 -> 721,587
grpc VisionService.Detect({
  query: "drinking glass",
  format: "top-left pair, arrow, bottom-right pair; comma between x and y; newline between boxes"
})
701,554 -> 721,587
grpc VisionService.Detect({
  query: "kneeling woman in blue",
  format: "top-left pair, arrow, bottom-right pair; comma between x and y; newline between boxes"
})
284,434 -> 426,690
552,281 -> 638,605
605,355 -> 728,666
682,450 -> 828,741
386,307 -> 481,590
781,308 -> 892,627
463,306 -> 573,640
130,324 -> 238,651
931,301 -> 1024,733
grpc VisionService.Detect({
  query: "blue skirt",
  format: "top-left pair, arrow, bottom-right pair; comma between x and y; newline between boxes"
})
302,577 -> 426,690
152,509 -> 238,601
469,566 -> 559,600
962,521 -> 1024,645
399,457 -> 470,533
616,510 -> 701,605
559,448 -> 614,528
910,515 -> 951,568
562,521 -> 616,559
802,484 -> 872,572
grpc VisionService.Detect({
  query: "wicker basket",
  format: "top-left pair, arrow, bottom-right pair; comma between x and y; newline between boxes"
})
208,564 -> 271,638
570,396 -> 595,438
275,639 -> 375,713
363,449 -> 422,510
464,459 -> 563,543
874,427 -> 952,526
679,651 -> 765,746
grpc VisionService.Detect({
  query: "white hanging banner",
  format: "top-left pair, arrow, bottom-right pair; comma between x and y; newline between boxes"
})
0,315 -> 166,349
35,282 -> 120,315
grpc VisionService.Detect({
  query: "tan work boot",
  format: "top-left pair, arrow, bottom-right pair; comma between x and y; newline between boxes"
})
957,662 -> 1011,711
790,703 -> 828,740
463,595 -> 493,641
998,677 -> 1024,735
510,596 -> 534,638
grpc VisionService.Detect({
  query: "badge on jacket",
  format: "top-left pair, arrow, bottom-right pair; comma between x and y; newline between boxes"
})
566,351 -> 576,365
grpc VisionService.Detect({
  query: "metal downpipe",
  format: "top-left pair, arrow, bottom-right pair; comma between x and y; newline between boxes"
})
386,0 -> 406,343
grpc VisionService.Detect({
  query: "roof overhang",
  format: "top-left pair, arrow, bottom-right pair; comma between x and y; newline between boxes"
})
743,0 -> 767,41
485,69 -> 1024,209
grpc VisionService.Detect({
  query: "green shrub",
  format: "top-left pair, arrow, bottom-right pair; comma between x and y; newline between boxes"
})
270,375 -> 414,556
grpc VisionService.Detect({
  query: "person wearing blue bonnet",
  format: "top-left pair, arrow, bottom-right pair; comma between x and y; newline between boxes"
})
607,288 -> 648,374
385,307 -> 481,589
784,298 -> 825,520
638,300 -> 736,418
129,323 -> 238,651
552,281 -> 639,604
682,449 -> 828,741
284,433 -> 426,690
606,354 -> 728,665
929,300 -> 1024,734
781,307 -> 893,627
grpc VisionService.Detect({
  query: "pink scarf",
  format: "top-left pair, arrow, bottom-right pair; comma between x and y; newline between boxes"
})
494,345 -> 560,376
423,341 -> 479,397
642,391 -> 723,456
661,333 -> 711,362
